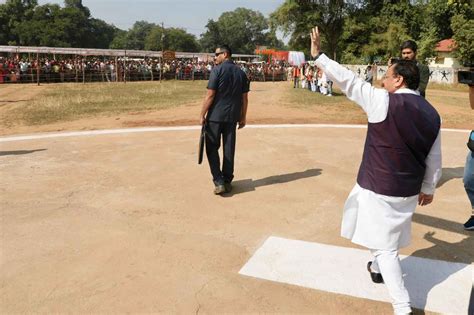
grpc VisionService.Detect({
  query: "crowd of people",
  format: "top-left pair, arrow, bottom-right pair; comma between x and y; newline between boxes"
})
290,64 -> 335,96
0,55 -> 289,84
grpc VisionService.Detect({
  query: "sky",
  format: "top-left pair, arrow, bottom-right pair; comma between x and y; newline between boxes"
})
31,0 -> 287,40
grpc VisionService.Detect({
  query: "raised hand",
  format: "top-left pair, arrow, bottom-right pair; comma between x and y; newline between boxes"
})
310,26 -> 321,58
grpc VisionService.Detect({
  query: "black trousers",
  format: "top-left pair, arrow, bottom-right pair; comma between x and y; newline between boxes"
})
205,121 -> 237,185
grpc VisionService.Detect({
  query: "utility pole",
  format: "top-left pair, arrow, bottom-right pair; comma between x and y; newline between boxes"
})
160,22 -> 164,83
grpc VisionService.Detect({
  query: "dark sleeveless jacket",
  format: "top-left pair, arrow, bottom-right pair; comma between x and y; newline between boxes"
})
357,93 -> 440,197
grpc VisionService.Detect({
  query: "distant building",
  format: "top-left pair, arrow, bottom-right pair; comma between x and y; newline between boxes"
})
429,39 -> 460,68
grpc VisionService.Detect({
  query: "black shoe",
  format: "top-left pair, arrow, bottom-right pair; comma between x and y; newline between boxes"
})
367,261 -> 384,284
214,184 -> 226,195
224,182 -> 232,193
464,216 -> 474,231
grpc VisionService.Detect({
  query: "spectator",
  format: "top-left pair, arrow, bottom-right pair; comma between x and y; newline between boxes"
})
365,65 -> 373,85
400,40 -> 430,98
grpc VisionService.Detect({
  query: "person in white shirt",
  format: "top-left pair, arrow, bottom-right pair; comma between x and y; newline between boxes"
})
311,27 -> 442,315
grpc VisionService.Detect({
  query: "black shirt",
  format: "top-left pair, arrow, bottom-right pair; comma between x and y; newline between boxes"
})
207,60 -> 250,122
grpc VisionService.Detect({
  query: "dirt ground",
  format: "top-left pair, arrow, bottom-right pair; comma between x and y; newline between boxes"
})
0,82 -> 472,313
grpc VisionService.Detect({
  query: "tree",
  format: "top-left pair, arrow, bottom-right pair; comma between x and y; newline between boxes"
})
270,0 -> 346,59
449,0 -> 474,66
451,14 -> 474,66
199,20 -> 222,52
109,30 -> 128,49
338,0 -> 425,63
121,21 -> 156,50
362,20 -> 410,62
144,26 -> 200,52
339,2 -> 378,64
165,28 -> 200,52
15,4 -> 69,46
0,0 -> 38,45
1,0 -> 119,48
200,7 -> 275,54
64,0 -> 90,18
86,18 -> 119,49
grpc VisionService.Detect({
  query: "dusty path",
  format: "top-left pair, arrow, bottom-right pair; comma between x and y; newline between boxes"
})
0,126 -> 472,313
0,81 -> 472,313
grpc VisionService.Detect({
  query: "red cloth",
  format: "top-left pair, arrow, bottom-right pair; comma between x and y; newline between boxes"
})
292,67 -> 300,77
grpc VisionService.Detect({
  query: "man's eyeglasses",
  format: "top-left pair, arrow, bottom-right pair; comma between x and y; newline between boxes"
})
215,51 -> 225,57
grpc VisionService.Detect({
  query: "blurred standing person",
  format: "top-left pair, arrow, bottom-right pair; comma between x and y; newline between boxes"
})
311,26 -> 442,315
0,58 -> 5,84
199,45 -> 249,195
300,64 -> 307,89
462,80 -> 474,230
292,65 -> 300,88
365,65 -> 373,85
400,40 -> 430,97
305,66 -> 313,91
318,69 -> 327,94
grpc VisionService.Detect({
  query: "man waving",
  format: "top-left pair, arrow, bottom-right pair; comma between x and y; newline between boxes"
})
310,27 -> 442,314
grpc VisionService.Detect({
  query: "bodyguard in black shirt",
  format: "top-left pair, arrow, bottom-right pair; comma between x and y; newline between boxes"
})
199,45 -> 250,195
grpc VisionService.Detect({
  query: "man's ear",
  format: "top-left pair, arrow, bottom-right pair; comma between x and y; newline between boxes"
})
395,75 -> 405,89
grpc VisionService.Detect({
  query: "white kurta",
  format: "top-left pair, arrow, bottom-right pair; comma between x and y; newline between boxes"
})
315,54 -> 442,250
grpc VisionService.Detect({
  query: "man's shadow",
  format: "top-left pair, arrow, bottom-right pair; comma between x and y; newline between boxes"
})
222,168 -> 322,196
0,149 -> 47,156
436,166 -> 464,187
405,213 -> 473,314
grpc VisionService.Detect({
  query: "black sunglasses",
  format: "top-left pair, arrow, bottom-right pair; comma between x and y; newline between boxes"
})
215,51 -> 225,57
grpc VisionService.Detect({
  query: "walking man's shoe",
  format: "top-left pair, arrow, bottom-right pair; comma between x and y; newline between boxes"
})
367,261 -> 384,284
224,182 -> 232,193
214,184 -> 226,195
463,216 -> 474,230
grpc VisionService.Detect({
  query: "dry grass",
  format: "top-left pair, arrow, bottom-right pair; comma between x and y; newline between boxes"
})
1,81 -> 207,126
0,79 -> 471,130
281,82 -> 472,129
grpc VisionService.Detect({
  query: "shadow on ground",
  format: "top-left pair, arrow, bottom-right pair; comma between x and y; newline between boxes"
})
0,149 -> 47,156
222,168 -> 323,196
410,212 -> 473,314
437,166 -> 464,187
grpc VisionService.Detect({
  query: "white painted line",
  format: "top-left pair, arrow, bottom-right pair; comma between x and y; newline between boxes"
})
0,126 -> 201,143
0,124 -> 470,143
239,236 -> 472,314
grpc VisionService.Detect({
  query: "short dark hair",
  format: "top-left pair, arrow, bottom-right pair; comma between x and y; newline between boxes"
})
392,59 -> 420,90
400,40 -> 418,52
218,44 -> 232,56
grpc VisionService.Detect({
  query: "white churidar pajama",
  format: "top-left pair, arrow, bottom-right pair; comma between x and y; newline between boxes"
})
315,54 -> 442,315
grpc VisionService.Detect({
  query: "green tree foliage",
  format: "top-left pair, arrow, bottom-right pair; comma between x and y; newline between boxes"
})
120,20 -> 156,50
86,18 -> 119,49
108,22 -> 200,52
1,0 -> 472,65
0,0 -> 38,45
200,7 -> 283,54
0,0 -> 118,48
270,0 -> 346,59
339,0 -> 423,64
449,0 -> 473,66
109,30 -> 128,49
451,14 -> 474,66
416,0 -> 473,64
145,27 -> 200,52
